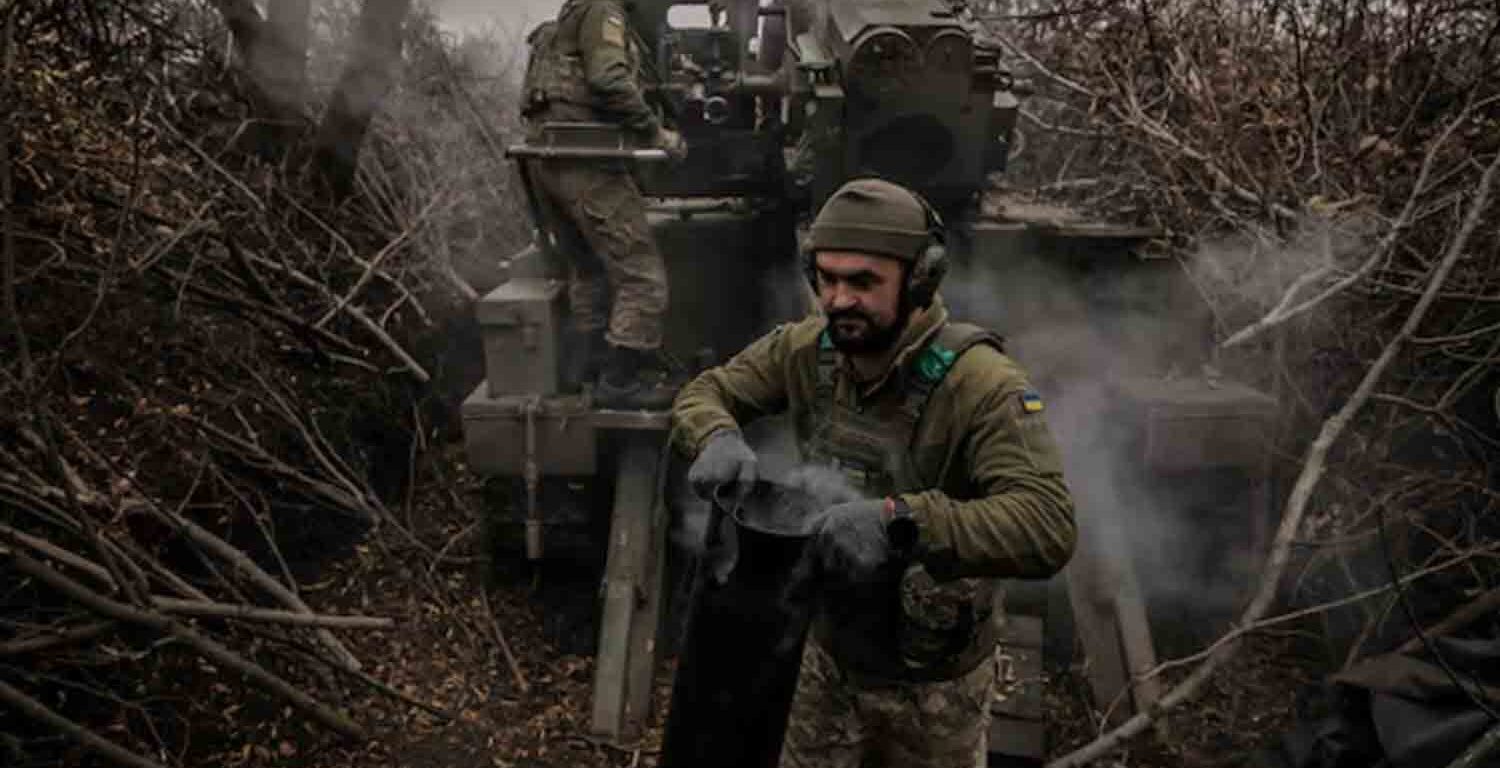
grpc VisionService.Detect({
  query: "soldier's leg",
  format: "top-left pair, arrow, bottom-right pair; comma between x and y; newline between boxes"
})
877,656 -> 996,768
779,642 -> 867,768
531,160 -> 611,391
531,161 -> 611,331
563,165 -> 674,407
574,168 -> 668,351
557,221 -> 610,389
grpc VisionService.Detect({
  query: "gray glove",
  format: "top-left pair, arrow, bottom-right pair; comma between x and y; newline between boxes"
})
813,499 -> 889,582
688,429 -> 758,500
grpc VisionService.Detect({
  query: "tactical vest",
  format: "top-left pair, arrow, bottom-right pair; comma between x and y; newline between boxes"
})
519,0 -> 646,120
804,321 -> 1006,682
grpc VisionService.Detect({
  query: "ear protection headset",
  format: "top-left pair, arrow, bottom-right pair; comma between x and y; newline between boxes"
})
803,181 -> 949,310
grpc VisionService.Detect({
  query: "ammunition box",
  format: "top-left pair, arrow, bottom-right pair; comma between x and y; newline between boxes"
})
1113,378 -> 1277,472
477,278 -> 564,397
460,387 -> 597,476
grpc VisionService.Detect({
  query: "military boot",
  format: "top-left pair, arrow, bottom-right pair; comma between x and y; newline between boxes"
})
594,345 -> 679,411
560,328 -> 605,393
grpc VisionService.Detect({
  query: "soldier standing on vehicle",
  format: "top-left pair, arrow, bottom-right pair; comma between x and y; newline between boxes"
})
671,178 -> 1077,766
519,0 -> 687,409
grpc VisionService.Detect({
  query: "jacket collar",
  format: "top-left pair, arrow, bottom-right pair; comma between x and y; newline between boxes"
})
833,295 -> 949,397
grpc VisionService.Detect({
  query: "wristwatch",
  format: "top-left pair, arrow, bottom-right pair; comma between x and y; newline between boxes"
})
884,496 -> 920,558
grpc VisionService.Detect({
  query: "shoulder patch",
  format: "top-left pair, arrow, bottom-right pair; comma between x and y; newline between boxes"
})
1020,390 -> 1045,413
915,343 -> 958,384
601,13 -> 626,46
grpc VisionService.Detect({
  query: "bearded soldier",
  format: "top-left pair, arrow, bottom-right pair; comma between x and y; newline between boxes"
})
520,0 -> 686,409
671,178 -> 1077,766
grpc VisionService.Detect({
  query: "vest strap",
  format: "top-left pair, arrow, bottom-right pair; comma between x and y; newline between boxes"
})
899,322 -> 1005,440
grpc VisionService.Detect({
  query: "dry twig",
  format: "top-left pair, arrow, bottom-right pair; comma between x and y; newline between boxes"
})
9,550 -> 368,740
1048,147 -> 1500,768
0,678 -> 166,768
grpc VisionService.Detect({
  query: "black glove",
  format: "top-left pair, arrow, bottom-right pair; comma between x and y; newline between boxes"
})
688,429 -> 758,501
812,499 -> 889,583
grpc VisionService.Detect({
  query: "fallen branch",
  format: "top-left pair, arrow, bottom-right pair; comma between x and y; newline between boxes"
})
243,249 -> 431,382
1,2 -> 32,383
273,188 -> 432,326
157,120 -> 266,211
315,192 -> 439,327
9,550 -> 367,740
239,365 -> 384,523
149,597 -> 394,629
0,522 -> 115,586
179,410 -> 379,524
1047,143 -> 1500,768
0,678 -> 166,768
155,263 -> 365,356
0,621 -> 115,656
155,503 -> 366,670
479,589 -> 530,694
54,427 -> 368,671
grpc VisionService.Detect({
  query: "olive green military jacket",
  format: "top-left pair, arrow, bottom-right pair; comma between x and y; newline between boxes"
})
543,0 -> 660,136
671,298 -> 1077,581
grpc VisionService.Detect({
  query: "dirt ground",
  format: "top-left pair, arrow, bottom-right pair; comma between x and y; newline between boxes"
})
227,454 -> 1324,768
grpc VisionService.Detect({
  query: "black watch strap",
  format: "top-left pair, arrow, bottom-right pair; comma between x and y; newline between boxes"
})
885,497 -> 919,557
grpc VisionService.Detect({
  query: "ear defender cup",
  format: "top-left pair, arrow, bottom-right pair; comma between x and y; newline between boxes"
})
904,189 -> 947,309
801,233 -> 819,294
906,240 -> 948,309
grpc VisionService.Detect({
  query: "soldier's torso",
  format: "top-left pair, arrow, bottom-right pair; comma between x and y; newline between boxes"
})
800,323 -> 1003,682
523,0 -> 647,123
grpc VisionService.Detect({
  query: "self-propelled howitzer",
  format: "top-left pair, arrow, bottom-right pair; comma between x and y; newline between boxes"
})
463,2 -> 1274,764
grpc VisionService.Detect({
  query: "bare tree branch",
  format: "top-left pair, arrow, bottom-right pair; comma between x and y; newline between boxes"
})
149,597 -> 394,629
1,2 -> 29,383
1220,100 -> 1488,349
8,550 -> 367,740
0,678 -> 166,768
0,621 -> 114,657
1048,146 -> 1500,768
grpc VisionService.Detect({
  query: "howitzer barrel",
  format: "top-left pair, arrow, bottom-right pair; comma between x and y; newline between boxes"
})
661,480 -> 821,768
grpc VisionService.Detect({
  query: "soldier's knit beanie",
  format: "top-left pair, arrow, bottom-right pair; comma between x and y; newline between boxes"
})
807,178 -> 931,263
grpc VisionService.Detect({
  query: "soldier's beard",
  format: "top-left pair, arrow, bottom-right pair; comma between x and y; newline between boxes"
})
826,305 -> 910,355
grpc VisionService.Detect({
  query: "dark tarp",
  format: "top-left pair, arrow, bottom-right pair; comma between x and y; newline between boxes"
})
1259,637 -> 1500,768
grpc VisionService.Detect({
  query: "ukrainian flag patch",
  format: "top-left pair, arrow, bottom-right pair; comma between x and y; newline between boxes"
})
1021,390 -> 1045,413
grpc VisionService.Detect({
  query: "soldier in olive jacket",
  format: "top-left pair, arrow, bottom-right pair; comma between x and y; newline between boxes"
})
671,178 -> 1077,767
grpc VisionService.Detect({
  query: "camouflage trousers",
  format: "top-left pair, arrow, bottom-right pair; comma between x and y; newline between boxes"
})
779,640 -> 996,768
529,159 -> 668,350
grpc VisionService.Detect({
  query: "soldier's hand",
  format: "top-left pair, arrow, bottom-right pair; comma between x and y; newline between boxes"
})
812,499 -> 889,583
688,429 -> 757,501
656,126 -> 688,161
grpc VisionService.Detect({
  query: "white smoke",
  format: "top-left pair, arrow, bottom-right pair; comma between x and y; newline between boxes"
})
939,223 -> 1347,645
